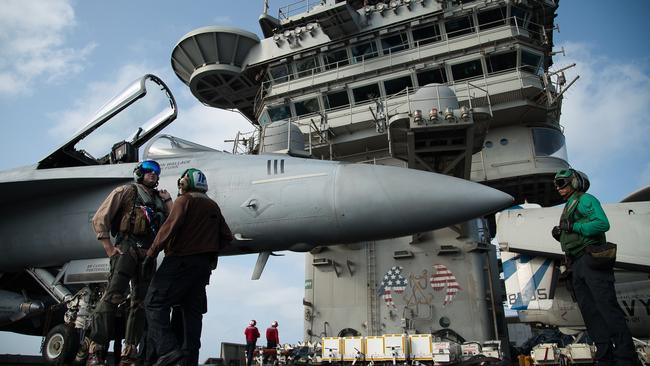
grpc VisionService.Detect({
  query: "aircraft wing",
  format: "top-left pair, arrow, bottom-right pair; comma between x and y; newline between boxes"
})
0,164 -> 132,205
497,203 -> 650,272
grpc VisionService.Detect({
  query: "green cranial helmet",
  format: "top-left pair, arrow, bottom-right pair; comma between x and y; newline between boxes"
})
554,168 -> 590,192
177,168 -> 208,193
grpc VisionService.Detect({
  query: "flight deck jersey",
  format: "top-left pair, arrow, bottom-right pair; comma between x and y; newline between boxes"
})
559,192 -> 609,257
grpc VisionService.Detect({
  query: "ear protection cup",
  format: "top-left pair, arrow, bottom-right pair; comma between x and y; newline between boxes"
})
177,169 -> 191,192
177,168 -> 208,193
573,170 -> 590,192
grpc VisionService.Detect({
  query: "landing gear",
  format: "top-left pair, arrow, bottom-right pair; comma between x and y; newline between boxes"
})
42,324 -> 80,365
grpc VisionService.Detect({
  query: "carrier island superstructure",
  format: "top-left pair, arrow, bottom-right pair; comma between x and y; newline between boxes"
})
170,0 -> 572,354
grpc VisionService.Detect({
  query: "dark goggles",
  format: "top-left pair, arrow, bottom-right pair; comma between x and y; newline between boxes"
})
140,160 -> 161,175
554,178 -> 570,189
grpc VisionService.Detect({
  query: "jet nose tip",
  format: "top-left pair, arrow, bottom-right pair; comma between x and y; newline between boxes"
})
335,164 -> 515,239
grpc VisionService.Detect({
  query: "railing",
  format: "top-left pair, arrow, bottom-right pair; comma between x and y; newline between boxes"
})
278,0 -> 321,20
258,15 -> 546,93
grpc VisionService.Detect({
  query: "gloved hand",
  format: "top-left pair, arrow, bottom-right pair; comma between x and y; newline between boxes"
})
551,226 -> 562,241
559,219 -> 573,232
141,255 -> 156,278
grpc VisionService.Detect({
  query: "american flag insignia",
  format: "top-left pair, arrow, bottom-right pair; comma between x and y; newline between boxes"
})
377,266 -> 408,308
430,264 -> 462,306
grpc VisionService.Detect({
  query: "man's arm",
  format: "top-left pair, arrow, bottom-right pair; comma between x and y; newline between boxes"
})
146,195 -> 189,257
573,194 -> 610,236
158,189 -> 173,212
92,186 -> 130,257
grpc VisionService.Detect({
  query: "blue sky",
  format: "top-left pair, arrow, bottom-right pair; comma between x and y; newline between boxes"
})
1,0 -> 649,361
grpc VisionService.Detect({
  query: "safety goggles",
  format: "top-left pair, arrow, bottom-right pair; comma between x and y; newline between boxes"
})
140,160 -> 161,175
554,178 -> 570,189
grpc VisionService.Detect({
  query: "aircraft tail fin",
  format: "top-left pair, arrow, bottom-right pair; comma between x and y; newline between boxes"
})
502,252 -> 557,311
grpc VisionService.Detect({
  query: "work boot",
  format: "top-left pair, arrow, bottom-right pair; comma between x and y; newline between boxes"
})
86,342 -> 106,366
119,343 -> 140,366
152,349 -> 183,366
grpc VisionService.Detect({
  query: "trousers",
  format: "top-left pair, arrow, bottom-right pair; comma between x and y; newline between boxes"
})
89,241 -> 154,346
571,255 -> 635,366
145,254 -> 213,366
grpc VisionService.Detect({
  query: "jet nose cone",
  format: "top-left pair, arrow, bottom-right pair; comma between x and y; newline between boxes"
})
335,164 -> 513,240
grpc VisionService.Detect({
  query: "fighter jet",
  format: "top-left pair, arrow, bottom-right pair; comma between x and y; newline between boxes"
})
496,186 -> 650,338
0,75 -> 513,363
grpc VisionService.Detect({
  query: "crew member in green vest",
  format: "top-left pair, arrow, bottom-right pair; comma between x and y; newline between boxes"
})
552,168 -> 635,366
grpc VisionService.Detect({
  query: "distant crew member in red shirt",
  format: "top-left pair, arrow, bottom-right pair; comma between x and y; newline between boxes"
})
245,320 -> 260,366
266,321 -> 279,348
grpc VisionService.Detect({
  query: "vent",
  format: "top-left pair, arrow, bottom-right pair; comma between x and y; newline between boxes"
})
393,250 -> 414,259
437,245 -> 461,256
312,258 -> 333,266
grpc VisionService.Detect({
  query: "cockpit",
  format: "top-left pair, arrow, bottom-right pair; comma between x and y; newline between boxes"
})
143,135 -> 219,160
37,74 -> 178,169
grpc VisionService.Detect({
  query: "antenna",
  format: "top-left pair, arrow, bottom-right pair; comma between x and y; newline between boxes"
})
263,0 -> 269,15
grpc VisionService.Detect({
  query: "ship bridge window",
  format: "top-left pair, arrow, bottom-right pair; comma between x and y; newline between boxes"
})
521,50 -> 543,76
294,97 -> 321,117
352,83 -> 380,104
510,6 -> 529,28
416,67 -> 448,86
532,128 -> 567,161
295,56 -> 321,78
451,59 -> 483,81
478,7 -> 507,30
445,15 -> 475,39
324,49 -> 349,70
384,76 -> 413,96
268,104 -> 291,122
486,51 -> 517,74
351,41 -> 379,63
269,64 -> 290,84
412,23 -> 442,46
381,32 -> 409,55
324,90 -> 350,110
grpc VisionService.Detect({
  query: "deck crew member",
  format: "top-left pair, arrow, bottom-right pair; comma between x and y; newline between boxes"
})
552,168 -> 635,366
144,168 -> 232,366
245,320 -> 260,366
266,321 -> 279,349
88,160 -> 172,366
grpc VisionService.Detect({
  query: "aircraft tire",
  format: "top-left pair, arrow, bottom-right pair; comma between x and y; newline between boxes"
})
42,324 -> 80,365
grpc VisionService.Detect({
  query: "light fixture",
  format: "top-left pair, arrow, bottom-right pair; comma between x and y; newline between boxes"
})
429,107 -> 438,121
444,107 -> 454,121
413,109 -> 423,124
460,106 -> 470,121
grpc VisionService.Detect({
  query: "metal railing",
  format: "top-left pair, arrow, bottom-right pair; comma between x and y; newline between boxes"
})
258,15 -> 546,93
278,0 -> 321,20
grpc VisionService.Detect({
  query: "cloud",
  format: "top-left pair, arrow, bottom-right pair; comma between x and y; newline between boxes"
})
165,103 -> 256,152
0,0 -> 95,96
557,41 -> 650,173
213,16 -> 233,24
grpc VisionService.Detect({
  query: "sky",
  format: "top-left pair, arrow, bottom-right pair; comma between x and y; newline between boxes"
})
1,0 -> 649,362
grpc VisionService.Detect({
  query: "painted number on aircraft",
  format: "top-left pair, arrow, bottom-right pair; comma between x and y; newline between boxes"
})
267,159 -> 285,175
508,288 -> 549,305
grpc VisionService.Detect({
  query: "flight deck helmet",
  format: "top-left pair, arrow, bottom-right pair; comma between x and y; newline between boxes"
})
177,168 -> 208,193
133,160 -> 161,185
554,168 -> 590,192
